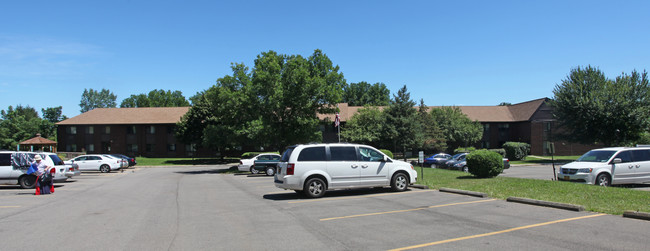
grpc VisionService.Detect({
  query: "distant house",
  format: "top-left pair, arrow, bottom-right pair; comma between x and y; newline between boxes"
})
57,98 -> 595,158
319,98 -> 595,156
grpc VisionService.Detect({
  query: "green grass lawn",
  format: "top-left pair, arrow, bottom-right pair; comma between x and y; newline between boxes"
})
415,168 -> 650,215
509,155 -> 581,165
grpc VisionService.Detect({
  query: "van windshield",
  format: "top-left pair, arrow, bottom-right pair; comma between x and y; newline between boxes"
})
576,150 -> 616,162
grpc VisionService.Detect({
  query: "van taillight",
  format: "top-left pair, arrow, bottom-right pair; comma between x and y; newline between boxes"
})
287,163 -> 295,175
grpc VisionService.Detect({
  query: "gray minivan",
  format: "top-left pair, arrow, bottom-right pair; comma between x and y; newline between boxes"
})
557,147 -> 650,186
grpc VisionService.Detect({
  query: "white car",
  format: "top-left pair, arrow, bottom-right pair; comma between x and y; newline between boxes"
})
557,147 -> 650,186
238,153 -> 281,174
104,154 -> 128,169
65,154 -> 123,173
274,143 -> 418,198
0,151 -> 77,188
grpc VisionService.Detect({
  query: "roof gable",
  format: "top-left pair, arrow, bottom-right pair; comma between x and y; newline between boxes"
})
57,107 -> 190,125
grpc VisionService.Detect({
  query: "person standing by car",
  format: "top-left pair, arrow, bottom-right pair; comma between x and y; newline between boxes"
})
28,155 -> 54,195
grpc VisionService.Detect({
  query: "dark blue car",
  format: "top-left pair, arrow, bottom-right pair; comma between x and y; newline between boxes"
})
423,153 -> 451,168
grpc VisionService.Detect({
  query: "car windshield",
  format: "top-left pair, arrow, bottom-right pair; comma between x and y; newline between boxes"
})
576,150 -> 617,162
451,153 -> 464,160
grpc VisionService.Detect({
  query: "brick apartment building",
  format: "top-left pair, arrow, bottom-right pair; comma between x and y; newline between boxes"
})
57,98 -> 594,157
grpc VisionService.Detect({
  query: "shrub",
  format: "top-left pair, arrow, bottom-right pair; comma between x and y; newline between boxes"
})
240,152 -> 278,159
488,148 -> 506,157
466,149 -> 504,178
380,149 -> 394,159
502,142 -> 530,160
454,147 -> 476,154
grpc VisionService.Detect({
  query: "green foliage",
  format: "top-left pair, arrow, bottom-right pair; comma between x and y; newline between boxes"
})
41,106 -> 68,123
454,147 -> 476,154
341,106 -> 385,144
240,152 -> 280,159
551,66 -> 650,146
0,105 -> 55,150
379,149 -> 393,158
417,99 -> 446,152
79,88 -> 117,113
343,81 -> 391,106
430,106 -> 483,151
383,85 -> 421,153
502,142 -> 530,160
488,148 -> 506,157
120,89 -> 190,108
466,149 -> 504,178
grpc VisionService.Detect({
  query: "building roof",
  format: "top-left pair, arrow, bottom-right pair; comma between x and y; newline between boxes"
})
56,107 -> 191,125
19,134 -> 57,145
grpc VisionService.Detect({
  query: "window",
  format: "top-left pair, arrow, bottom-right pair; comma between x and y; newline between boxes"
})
127,126 -> 137,134
66,144 -> 77,152
632,149 -> 650,162
0,153 -> 10,166
69,126 -> 77,135
258,155 -> 270,160
87,144 -> 95,152
330,146 -> 357,161
185,144 -> 196,152
614,151 -> 633,163
86,126 -> 94,134
105,126 -> 111,134
483,124 -> 490,133
297,147 -> 326,161
146,144 -> 154,152
167,126 -> 175,134
146,126 -> 155,134
168,144 -> 176,152
358,147 -> 384,162
127,144 -> 138,152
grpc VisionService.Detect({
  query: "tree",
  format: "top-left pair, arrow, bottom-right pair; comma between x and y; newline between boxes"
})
0,105 -> 53,150
120,89 -> 190,108
343,82 -> 391,106
498,102 -> 512,106
417,99 -> 446,152
79,88 -> 117,113
551,66 -> 650,146
383,85 -> 421,154
430,106 -> 483,151
341,106 -> 385,145
41,106 -> 68,123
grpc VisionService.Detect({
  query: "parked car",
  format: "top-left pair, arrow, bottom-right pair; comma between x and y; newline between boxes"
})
238,153 -> 281,174
110,154 -> 136,167
252,155 -> 281,176
0,151 -> 77,188
557,147 -> 650,186
274,143 -> 418,198
65,154 -> 123,173
423,153 -> 451,168
105,154 -> 128,169
441,153 -> 467,169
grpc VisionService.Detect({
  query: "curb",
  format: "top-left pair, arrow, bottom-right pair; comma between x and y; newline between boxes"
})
623,211 -> 650,221
410,184 -> 429,189
506,197 -> 584,211
439,187 -> 488,198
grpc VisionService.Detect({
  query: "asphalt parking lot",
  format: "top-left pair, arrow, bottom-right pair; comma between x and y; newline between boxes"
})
1,165 -> 649,250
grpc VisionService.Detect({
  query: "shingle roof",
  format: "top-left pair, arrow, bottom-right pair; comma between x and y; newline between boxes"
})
20,135 -> 57,145
56,107 -> 191,125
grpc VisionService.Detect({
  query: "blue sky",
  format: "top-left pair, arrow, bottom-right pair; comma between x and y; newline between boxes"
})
1,0 -> 649,118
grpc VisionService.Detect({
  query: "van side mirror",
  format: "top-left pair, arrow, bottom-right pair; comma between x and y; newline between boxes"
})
383,156 -> 391,162
611,158 -> 622,164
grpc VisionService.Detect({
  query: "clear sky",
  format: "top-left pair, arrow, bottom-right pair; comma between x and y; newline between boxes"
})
1,0 -> 649,118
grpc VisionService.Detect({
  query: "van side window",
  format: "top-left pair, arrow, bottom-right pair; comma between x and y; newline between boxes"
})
0,153 -> 10,166
297,147 -> 326,161
631,149 -> 650,161
330,146 -> 357,161
614,151 -> 633,163
358,147 -> 384,162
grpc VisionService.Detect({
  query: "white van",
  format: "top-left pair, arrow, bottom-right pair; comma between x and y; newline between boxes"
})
557,147 -> 650,186
0,151 -> 79,188
274,143 -> 418,198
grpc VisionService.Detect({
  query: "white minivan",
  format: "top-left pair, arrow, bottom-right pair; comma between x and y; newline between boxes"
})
274,143 -> 418,198
557,147 -> 650,186
0,151 -> 79,188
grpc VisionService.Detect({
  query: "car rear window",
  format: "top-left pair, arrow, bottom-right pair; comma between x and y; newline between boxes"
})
49,154 -> 64,165
0,153 -> 10,166
297,147 -> 327,161
330,146 -> 357,161
280,147 -> 295,162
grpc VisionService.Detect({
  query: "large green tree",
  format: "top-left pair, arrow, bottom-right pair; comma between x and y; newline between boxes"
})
343,81 -> 391,106
551,66 -> 650,146
79,88 -> 117,113
0,105 -> 54,150
340,106 -> 385,145
383,85 -> 421,154
417,99 -> 446,152
430,106 -> 482,151
120,89 -> 190,108
41,106 -> 68,123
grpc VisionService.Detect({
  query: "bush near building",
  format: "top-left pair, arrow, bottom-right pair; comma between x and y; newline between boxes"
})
502,142 -> 530,160
466,149 -> 504,178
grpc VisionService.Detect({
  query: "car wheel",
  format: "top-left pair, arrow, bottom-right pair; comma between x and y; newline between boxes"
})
19,175 -> 37,189
100,165 -> 111,173
430,163 -> 437,168
303,177 -> 326,198
595,173 -> 611,186
265,167 -> 275,176
391,173 -> 408,192
462,166 -> 469,173
250,167 -> 259,175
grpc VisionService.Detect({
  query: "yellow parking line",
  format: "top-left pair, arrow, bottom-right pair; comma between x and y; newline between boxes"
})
289,190 -> 432,204
388,213 -> 607,251
321,199 -> 496,221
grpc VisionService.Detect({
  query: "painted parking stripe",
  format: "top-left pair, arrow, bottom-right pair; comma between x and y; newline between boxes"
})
321,199 -> 496,221
289,190 -> 433,204
388,213 -> 607,251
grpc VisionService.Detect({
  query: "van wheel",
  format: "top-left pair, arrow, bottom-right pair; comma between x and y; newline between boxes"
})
265,167 -> 275,176
595,173 -> 611,186
303,177 -> 326,198
19,175 -> 37,189
391,173 -> 408,192
250,167 -> 259,175
100,165 -> 111,173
